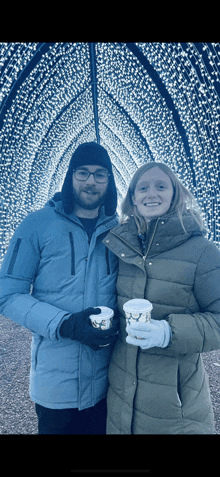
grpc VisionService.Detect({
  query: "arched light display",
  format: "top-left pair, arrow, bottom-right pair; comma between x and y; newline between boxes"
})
0,42 -> 219,262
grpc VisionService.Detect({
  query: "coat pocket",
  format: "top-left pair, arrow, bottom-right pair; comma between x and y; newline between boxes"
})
7,238 -> 22,275
69,232 -> 75,275
105,247 -> 111,275
177,365 -> 183,407
34,336 -> 43,369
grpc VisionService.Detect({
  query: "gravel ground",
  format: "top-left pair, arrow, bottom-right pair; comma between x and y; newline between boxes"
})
1,313 -> 220,435
0,314 -> 38,434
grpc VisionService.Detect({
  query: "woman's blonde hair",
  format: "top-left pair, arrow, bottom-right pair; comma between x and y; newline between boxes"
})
120,162 -> 204,234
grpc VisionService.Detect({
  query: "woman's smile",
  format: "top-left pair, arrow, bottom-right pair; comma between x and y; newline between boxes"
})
132,167 -> 174,222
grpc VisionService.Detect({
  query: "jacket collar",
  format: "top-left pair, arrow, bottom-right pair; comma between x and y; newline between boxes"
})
46,193 -> 118,231
109,212 -> 205,259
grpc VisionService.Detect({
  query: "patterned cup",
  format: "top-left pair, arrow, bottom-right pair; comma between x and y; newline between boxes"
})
89,306 -> 114,330
123,299 -> 153,339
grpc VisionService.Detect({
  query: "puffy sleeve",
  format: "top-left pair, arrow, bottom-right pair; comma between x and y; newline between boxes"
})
167,241 -> 220,355
0,214 -> 69,340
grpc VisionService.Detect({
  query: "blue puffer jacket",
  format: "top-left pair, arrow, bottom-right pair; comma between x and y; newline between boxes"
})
0,196 -> 118,409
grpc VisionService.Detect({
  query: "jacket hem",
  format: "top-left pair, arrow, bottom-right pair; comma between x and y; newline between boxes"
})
30,393 -> 107,410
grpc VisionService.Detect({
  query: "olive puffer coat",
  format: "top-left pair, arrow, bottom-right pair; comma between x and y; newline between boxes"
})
103,212 -> 220,434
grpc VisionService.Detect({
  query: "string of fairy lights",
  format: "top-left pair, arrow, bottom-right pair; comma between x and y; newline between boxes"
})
138,43 -> 220,243
0,42 -> 219,263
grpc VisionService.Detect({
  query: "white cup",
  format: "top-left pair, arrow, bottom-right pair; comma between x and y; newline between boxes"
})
123,298 -> 153,339
89,306 -> 114,330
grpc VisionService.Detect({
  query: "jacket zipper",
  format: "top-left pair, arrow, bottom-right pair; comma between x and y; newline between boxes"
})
105,247 -> 111,275
143,217 -> 160,261
110,217 -> 160,261
7,238 -> 22,275
69,232 -> 75,275
177,366 -> 183,407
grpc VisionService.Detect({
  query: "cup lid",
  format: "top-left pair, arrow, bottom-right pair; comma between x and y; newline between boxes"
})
123,299 -> 153,313
89,306 -> 114,320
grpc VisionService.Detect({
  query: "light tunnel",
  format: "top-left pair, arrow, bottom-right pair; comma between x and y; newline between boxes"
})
0,42 -> 219,262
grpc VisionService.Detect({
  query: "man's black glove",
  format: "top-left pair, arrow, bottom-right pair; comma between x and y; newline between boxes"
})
59,307 -> 119,351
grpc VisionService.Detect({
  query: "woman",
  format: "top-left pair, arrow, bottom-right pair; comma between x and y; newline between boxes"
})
103,162 -> 220,434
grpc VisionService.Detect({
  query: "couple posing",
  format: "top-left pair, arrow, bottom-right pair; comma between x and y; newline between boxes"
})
1,142 -> 220,435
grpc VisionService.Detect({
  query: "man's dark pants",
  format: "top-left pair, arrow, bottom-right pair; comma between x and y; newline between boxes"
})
35,398 -> 107,434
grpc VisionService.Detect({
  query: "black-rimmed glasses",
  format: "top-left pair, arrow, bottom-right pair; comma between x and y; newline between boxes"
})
73,169 -> 110,184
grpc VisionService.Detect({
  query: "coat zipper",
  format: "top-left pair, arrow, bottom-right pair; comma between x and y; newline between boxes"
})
110,217 -> 160,262
7,238 -> 22,275
143,217 -> 160,261
177,366 -> 183,407
105,247 -> 111,275
69,232 -> 75,275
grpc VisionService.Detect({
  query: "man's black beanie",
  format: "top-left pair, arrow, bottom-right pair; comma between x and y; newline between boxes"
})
61,142 -> 117,216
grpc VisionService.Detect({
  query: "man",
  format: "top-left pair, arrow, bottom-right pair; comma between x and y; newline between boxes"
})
0,142 -> 119,434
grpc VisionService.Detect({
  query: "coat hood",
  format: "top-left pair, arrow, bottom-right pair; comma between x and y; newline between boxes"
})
46,191 -> 118,225
46,191 -> 62,208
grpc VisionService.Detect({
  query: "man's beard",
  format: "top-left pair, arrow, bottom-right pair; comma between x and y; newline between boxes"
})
72,186 -> 107,210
